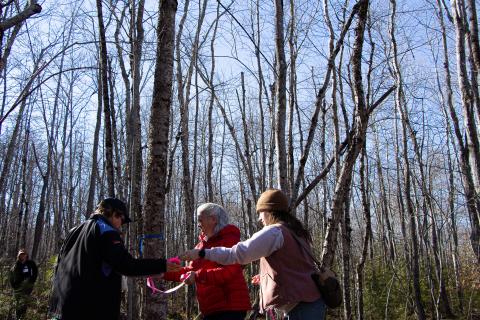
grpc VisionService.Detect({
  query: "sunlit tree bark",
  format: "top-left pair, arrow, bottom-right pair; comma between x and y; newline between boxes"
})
143,0 -> 177,318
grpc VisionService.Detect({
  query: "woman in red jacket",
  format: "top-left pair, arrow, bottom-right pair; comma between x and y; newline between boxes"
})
164,203 -> 251,320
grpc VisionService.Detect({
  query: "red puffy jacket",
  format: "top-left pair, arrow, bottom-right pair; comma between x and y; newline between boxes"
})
164,225 -> 251,316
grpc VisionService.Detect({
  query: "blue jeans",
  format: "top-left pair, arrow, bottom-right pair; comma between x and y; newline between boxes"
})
284,298 -> 326,320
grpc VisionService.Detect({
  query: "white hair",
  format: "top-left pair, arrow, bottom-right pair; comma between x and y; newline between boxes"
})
197,203 -> 229,235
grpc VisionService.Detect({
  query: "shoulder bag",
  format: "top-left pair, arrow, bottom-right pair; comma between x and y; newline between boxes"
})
289,229 -> 342,309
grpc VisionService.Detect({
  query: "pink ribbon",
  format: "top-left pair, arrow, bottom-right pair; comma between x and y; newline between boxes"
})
146,256 -> 186,294
147,276 -> 186,294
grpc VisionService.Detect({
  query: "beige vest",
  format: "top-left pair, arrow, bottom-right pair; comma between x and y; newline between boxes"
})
259,224 -> 321,312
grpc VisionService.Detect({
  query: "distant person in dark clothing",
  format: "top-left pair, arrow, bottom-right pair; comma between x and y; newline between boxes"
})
9,249 -> 38,320
48,197 -> 180,320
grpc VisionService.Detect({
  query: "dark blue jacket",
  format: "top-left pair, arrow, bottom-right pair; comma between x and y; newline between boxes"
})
49,215 -> 167,320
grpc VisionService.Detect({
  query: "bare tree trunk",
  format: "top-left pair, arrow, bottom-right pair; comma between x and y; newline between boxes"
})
238,72 -> 257,202
325,0 -> 343,236
86,65 -> 102,217
341,185 -> 352,320
30,60 -> 58,260
321,0 -> 369,268
354,19 -> 373,318
356,147 -> 371,320
20,147 -> 34,249
0,93 -> 28,248
66,103 -> 76,231
253,0 -> 268,192
2,155 -> 17,256
237,160 -> 249,235
143,1 -> 177,319
192,61 -> 200,209
451,0 -> 480,263
373,126 -> 395,264
14,118 -> 30,254
391,82 -> 415,317
53,33 -> 70,251
95,0 -> 115,196
219,120 -> 226,205
394,44 -> 453,320
31,140 -> 52,260
447,132 -> 464,314
129,0 -> 147,316
7,162 -> 22,257
407,125 -> 453,317
107,57 -> 123,200
435,39 -> 466,316
176,0 -> 204,238
175,0 -> 207,314
389,2 -> 425,318
206,2 -> 221,202
324,0 -> 341,174
453,0 -> 480,192
287,0 -> 296,196
273,0 -> 288,193
112,1 -> 145,316
113,6 -> 130,196
465,0 -> 480,120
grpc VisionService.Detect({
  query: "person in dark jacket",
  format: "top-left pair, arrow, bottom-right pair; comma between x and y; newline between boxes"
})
163,203 -> 251,320
48,197 -> 180,320
9,249 -> 38,319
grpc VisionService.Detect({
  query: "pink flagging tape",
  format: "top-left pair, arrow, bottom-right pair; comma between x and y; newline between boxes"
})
146,256 -> 186,294
147,277 -> 185,294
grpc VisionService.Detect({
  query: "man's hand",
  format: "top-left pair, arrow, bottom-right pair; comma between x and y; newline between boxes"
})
251,274 -> 260,285
166,262 -> 182,272
180,249 -> 200,261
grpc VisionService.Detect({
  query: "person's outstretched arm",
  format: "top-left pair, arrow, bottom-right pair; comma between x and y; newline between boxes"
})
100,230 -> 180,276
183,225 -> 284,265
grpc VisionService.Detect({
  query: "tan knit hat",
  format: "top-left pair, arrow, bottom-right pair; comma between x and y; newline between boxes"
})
256,189 -> 289,213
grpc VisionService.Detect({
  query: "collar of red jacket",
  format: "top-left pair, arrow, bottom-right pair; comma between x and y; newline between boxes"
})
198,224 -> 240,242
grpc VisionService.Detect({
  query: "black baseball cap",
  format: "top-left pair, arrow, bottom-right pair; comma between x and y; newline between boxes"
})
101,197 -> 132,224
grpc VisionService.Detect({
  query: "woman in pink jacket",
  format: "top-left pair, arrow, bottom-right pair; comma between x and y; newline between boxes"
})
182,189 -> 326,320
